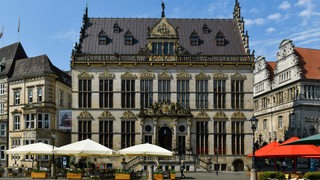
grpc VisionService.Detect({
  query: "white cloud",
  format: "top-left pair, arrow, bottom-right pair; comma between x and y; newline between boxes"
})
266,27 -> 276,33
267,13 -> 282,21
279,1 -> 291,10
245,18 -> 265,26
52,30 -> 78,42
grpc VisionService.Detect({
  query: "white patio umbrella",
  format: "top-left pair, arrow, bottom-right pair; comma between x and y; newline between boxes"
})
53,138 -> 115,156
118,143 -> 173,156
5,142 -> 55,155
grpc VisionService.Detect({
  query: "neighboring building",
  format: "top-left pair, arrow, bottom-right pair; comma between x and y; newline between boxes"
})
253,39 -> 320,144
7,54 -> 71,167
0,42 -> 28,167
71,1 -> 255,171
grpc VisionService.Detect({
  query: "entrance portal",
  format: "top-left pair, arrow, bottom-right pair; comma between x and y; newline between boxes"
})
158,126 -> 172,150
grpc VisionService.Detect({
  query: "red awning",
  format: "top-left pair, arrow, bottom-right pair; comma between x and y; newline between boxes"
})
264,137 -> 320,157
248,141 -> 280,157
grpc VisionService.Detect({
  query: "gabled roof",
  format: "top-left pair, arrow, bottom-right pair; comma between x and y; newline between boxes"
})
295,47 -> 320,80
10,55 -> 71,86
0,42 -> 27,62
79,18 -> 246,55
0,42 -> 28,76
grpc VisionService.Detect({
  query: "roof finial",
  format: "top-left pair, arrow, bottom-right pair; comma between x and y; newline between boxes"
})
161,1 -> 165,18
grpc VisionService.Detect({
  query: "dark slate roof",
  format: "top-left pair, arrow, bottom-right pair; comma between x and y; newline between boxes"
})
11,55 -> 71,86
0,42 -> 28,76
80,18 -> 246,55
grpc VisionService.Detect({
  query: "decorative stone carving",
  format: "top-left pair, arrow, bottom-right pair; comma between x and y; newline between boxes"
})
140,71 -> 155,80
177,71 -> 191,80
212,73 -> 228,80
231,73 -> 246,80
158,71 -> 172,80
78,110 -> 93,120
213,111 -> 228,119
98,110 -> 115,120
121,71 -> 137,79
121,111 -> 137,120
231,111 -> 246,119
139,102 -> 192,117
195,111 -> 210,119
78,72 -> 93,79
99,71 -> 115,79
195,72 -> 210,80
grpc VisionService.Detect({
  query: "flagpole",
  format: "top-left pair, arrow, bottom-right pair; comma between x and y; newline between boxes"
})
18,17 -> 20,42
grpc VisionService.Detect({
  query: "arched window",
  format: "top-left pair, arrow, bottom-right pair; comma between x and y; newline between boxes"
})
98,30 -> 108,45
216,30 -> 225,46
190,30 -> 199,46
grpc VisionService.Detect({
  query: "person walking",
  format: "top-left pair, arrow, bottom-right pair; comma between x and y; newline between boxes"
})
180,160 -> 186,178
282,161 -> 287,171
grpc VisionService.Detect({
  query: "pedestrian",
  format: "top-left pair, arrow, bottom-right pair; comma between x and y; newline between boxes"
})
282,161 -> 287,171
276,160 -> 281,171
180,160 -> 186,178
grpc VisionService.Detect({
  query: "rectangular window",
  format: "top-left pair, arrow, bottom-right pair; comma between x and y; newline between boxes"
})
121,79 -> 135,108
196,121 -> 208,155
144,135 -> 152,144
121,121 -> 135,148
231,121 -> 245,155
158,79 -> 171,103
14,115 -> 20,131
99,79 -> 113,108
99,120 -> 113,149
59,90 -> 64,106
177,80 -> 190,108
0,123 -> 6,137
263,119 -> 267,130
25,114 -> 35,129
79,120 -> 92,141
37,113 -> 50,129
0,83 -> 4,95
78,79 -> 92,108
213,80 -> 226,109
0,145 -> 6,160
214,120 -> 226,155
177,136 -> 186,154
68,93 -> 72,108
14,90 -> 21,105
278,116 -> 283,128
37,88 -> 43,102
28,89 -> 33,103
231,80 -> 244,109
0,103 -> 4,114
140,79 -> 153,108
196,80 -> 208,109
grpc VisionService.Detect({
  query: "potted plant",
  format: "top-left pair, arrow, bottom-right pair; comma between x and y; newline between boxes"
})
31,169 -> 47,179
66,168 -> 83,179
154,169 -> 164,180
115,169 -> 131,180
170,169 -> 176,180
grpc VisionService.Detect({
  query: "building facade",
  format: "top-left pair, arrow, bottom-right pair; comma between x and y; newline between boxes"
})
0,42 -> 28,167
253,39 -> 320,144
7,54 -> 71,167
71,1 -> 255,171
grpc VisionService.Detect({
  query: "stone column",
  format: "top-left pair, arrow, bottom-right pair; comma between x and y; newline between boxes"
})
172,118 -> 178,150
186,118 -> 192,149
153,118 -> 158,144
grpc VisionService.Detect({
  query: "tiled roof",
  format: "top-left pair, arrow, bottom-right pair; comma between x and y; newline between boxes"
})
79,18 -> 247,55
267,62 -> 276,79
11,55 -> 71,86
0,42 -> 27,76
295,47 -> 320,80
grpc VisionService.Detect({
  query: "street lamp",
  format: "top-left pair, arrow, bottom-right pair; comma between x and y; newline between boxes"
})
250,116 -> 258,180
51,132 -> 56,178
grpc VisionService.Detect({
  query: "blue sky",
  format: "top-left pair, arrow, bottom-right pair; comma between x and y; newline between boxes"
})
0,0 -> 319,71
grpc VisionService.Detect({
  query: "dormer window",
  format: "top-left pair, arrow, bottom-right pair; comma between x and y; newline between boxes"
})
98,30 -> 108,45
190,30 -> 199,46
113,23 -> 121,33
216,30 -> 225,46
124,30 -> 134,45
202,23 -> 210,34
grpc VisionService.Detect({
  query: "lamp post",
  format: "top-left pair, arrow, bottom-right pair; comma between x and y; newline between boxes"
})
51,132 -> 56,178
250,116 -> 258,180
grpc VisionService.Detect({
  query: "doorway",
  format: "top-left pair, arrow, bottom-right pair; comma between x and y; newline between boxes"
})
158,126 -> 172,150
